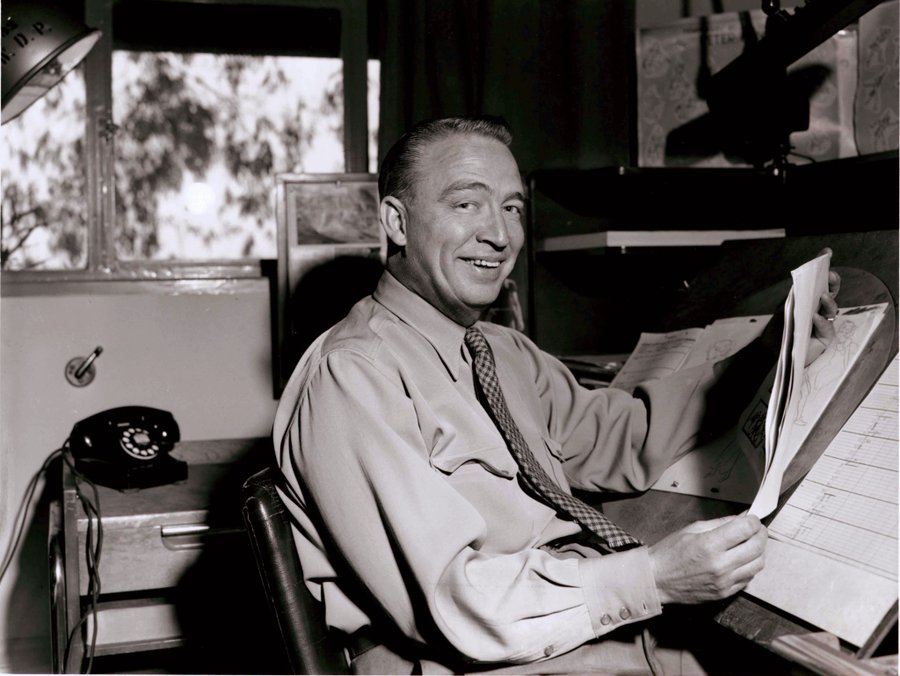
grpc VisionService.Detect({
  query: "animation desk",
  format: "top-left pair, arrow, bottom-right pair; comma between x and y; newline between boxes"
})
601,231 -> 898,674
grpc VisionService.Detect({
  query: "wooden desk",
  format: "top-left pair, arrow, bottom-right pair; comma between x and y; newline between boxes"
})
48,438 -> 272,674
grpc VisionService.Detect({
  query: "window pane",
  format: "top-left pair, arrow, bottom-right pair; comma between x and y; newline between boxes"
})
369,60 -> 381,175
113,51 -> 381,262
0,67 -> 89,270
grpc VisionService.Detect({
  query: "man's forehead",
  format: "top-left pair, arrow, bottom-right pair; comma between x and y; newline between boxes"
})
423,130 -> 510,155
415,133 -> 523,187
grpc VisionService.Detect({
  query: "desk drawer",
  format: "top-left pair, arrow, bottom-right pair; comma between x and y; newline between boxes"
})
69,462 -> 249,596
86,599 -> 184,655
78,521 -> 243,595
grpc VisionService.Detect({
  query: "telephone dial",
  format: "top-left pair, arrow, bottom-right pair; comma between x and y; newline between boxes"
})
68,406 -> 188,490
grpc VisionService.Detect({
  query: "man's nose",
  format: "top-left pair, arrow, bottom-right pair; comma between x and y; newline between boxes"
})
476,205 -> 510,248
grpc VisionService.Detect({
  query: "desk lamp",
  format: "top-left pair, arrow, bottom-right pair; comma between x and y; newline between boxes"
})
1,1 -> 101,124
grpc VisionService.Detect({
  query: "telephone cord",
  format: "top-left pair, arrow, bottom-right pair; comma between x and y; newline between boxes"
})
62,446 -> 103,674
0,448 -> 63,585
0,442 -> 105,674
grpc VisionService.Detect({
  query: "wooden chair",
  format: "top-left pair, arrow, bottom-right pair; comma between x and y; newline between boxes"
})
241,466 -> 350,675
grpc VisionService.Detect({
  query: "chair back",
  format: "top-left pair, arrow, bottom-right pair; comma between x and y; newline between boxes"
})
241,466 -> 350,674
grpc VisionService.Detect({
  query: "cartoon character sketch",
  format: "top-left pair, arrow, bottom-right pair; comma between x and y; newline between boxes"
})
706,338 -> 734,363
703,436 -> 742,484
795,317 -> 859,426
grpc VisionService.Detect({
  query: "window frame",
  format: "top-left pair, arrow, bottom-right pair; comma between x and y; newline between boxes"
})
2,0 -> 370,286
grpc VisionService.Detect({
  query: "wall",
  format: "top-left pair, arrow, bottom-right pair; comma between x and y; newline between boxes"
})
0,278 -> 277,672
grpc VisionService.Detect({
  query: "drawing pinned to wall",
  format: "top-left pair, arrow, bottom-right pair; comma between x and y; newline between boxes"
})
636,12 -> 763,168
290,178 -> 381,245
855,0 -> 900,154
636,9 -> 860,167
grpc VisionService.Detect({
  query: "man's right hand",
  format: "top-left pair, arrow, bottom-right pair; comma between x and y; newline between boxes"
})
647,514 -> 767,605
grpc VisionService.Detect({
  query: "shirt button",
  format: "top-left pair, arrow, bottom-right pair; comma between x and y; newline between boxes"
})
544,645 -> 554,657
619,607 -> 631,620
600,613 -> 612,626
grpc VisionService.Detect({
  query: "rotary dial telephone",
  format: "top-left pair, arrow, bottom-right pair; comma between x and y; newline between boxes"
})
68,406 -> 187,490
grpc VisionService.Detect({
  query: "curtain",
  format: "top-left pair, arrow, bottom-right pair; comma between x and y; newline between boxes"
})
376,0 -> 636,176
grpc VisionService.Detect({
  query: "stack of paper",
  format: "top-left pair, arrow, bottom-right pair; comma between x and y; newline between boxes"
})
751,253 -> 831,517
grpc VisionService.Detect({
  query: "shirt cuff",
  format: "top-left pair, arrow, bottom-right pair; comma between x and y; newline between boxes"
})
577,546 -> 662,636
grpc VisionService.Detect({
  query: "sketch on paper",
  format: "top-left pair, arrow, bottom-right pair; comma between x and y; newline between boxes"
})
652,303 -> 887,504
794,318 -> 860,426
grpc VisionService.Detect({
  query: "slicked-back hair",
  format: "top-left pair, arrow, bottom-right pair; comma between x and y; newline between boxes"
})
377,115 -> 513,205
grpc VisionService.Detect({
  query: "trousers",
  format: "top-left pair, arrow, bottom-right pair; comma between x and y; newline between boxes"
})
351,629 -> 707,675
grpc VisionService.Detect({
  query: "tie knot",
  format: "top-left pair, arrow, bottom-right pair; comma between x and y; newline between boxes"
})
464,326 -> 490,359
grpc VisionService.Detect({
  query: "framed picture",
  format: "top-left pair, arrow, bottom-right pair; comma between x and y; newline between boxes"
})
274,173 -> 385,396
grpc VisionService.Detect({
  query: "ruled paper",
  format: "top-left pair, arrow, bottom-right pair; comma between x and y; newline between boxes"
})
767,353 -> 898,581
745,353 -> 898,647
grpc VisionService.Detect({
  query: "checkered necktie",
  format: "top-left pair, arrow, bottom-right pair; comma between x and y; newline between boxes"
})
465,326 -> 641,551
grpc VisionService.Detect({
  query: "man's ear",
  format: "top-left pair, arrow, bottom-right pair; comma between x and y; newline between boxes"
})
380,196 -> 407,247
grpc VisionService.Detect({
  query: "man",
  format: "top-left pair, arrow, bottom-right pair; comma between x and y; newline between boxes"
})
273,116 -> 839,674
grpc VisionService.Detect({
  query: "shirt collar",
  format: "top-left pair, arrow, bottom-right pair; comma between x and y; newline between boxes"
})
373,271 -> 468,380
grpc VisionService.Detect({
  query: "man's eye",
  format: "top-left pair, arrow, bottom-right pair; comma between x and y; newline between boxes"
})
504,204 -> 523,215
455,202 -> 476,211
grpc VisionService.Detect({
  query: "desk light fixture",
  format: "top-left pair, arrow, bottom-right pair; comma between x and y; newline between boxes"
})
1,1 -> 101,125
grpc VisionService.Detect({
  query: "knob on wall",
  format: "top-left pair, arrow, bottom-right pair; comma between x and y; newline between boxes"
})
65,346 -> 103,387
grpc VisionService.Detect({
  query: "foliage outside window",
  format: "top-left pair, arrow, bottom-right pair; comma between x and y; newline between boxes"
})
1,69 -> 89,270
112,52 -> 379,262
0,0 -> 375,275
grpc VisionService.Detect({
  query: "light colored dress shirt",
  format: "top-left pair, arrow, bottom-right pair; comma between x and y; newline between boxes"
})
273,271 -> 718,666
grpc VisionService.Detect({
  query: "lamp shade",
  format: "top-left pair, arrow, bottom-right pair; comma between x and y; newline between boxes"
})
1,2 -> 101,124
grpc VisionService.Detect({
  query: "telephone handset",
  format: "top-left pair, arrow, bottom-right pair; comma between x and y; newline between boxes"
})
68,406 -> 188,490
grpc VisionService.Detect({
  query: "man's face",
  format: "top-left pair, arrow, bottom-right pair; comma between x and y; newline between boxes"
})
385,133 -> 526,326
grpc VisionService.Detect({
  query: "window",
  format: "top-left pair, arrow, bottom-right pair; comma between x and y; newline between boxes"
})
1,0 -> 376,276
1,66 -> 90,270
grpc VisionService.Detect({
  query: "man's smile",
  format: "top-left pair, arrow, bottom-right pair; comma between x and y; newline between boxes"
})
462,257 -> 503,269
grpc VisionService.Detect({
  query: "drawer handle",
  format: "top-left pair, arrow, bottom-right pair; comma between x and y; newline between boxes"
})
161,524 -> 210,538
160,523 -> 243,550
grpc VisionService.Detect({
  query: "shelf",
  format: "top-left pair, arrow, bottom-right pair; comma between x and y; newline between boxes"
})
537,228 -> 786,252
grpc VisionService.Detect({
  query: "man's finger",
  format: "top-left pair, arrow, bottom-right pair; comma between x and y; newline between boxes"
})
706,514 -> 763,550
719,540 -> 767,594
819,293 -> 839,321
682,515 -> 740,534
701,528 -> 767,600
812,313 -> 836,340
827,270 -> 841,298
